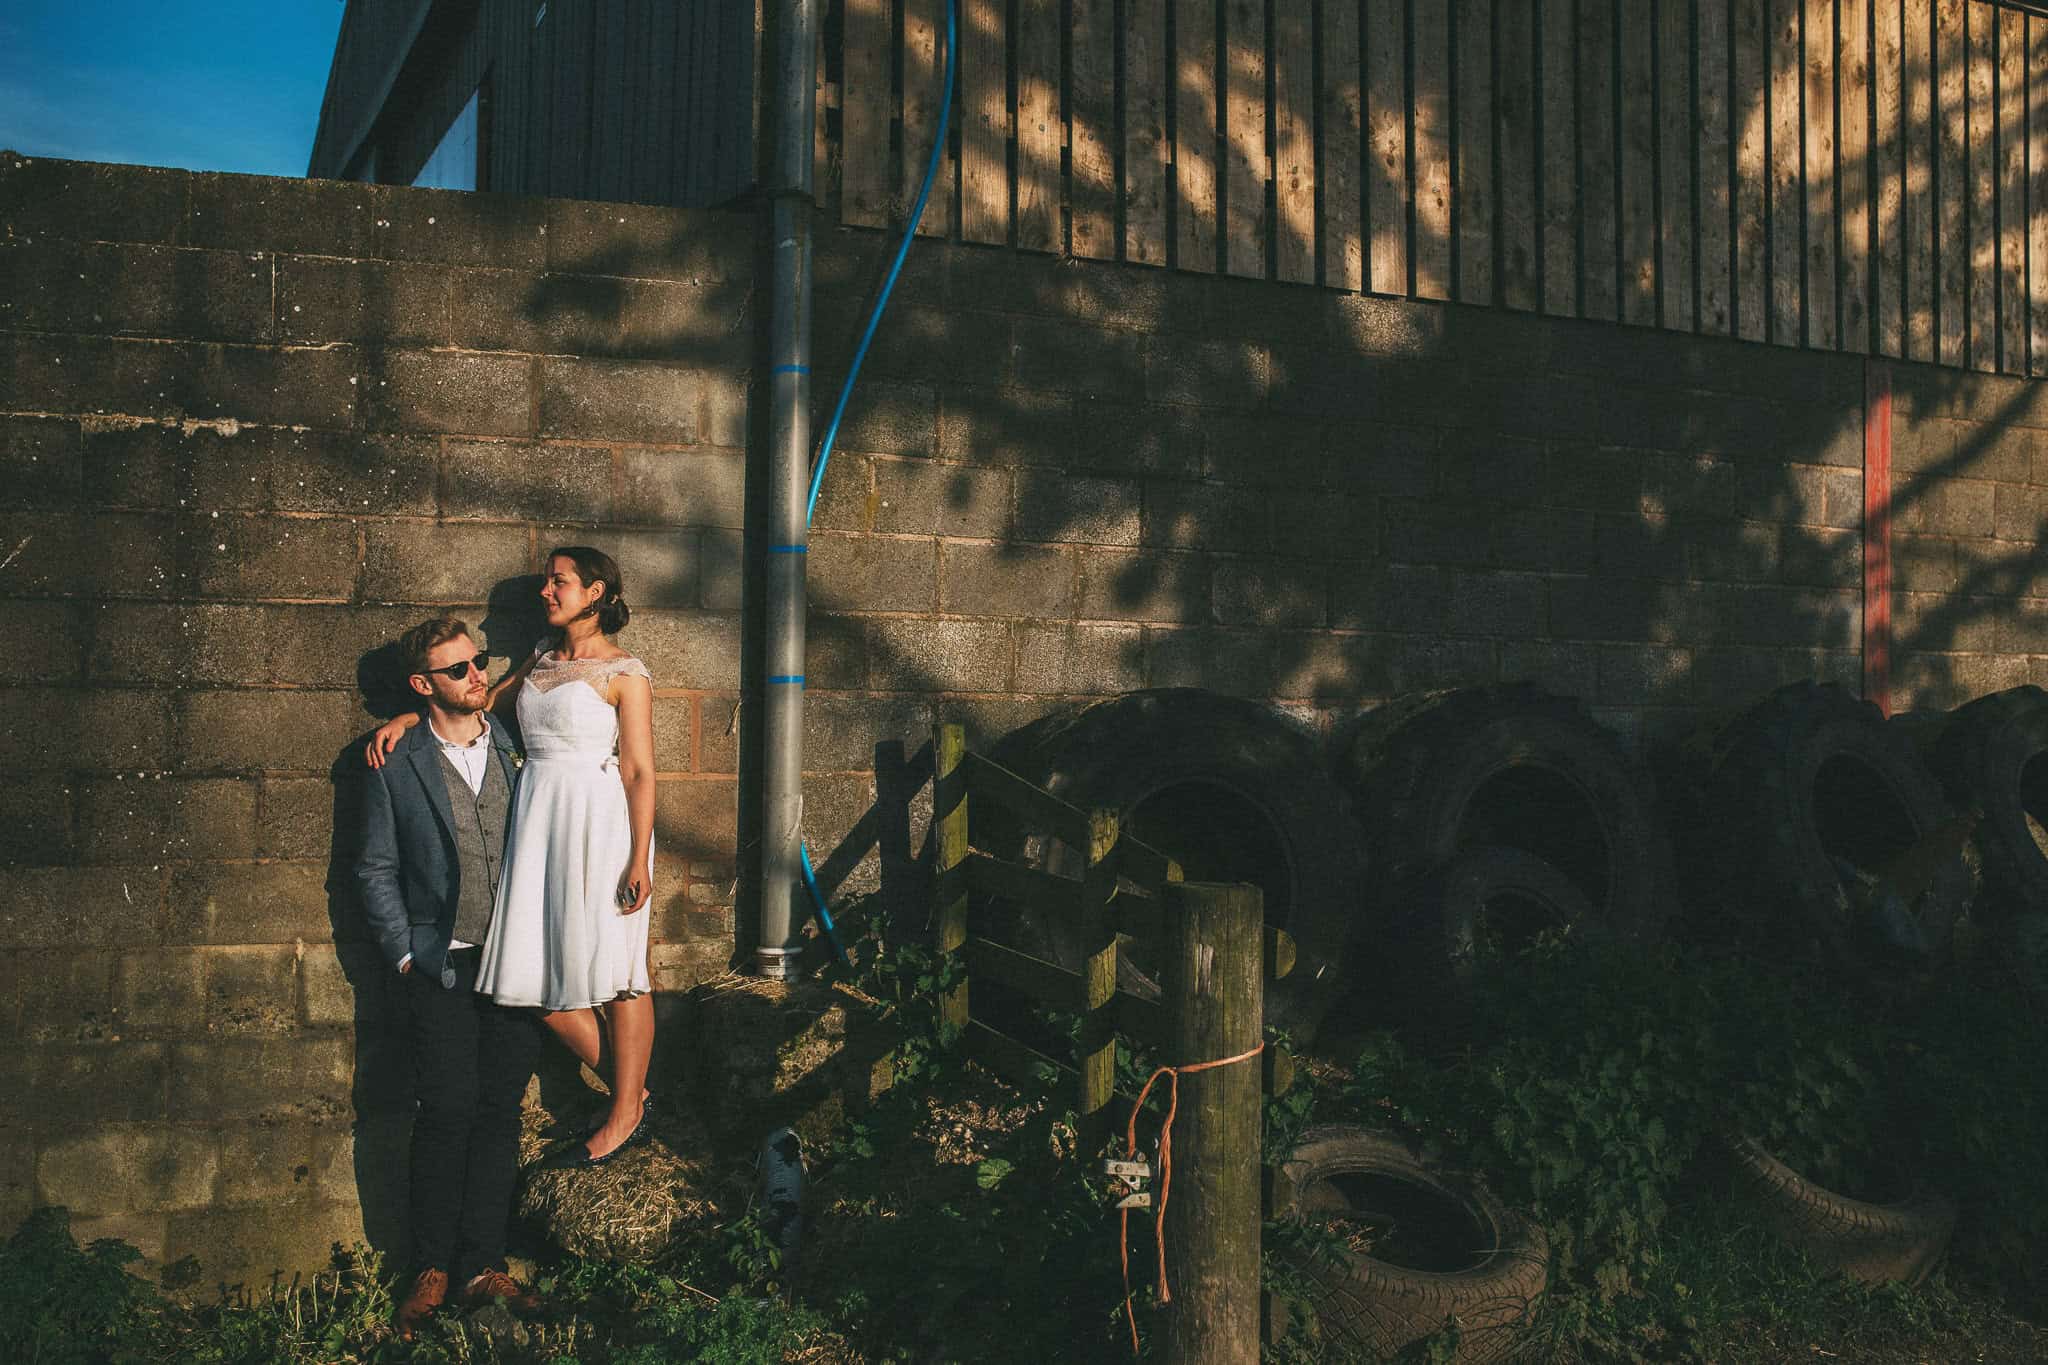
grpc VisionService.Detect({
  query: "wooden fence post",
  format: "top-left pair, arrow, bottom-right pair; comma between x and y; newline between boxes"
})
1075,807 -> 1120,1148
933,723 -> 969,1036
1159,881 -> 1263,1363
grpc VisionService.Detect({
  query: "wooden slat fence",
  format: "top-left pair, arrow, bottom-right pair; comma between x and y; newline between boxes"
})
823,0 -> 2048,375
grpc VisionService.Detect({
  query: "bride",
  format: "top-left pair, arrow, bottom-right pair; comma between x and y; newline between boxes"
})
372,545 -> 656,1167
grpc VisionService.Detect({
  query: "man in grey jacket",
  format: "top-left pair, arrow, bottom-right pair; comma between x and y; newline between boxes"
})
355,615 -> 541,1337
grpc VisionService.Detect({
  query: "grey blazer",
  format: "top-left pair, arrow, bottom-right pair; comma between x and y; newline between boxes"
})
354,719 -> 522,989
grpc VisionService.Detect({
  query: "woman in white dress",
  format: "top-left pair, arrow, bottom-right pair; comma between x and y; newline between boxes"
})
371,546 -> 656,1167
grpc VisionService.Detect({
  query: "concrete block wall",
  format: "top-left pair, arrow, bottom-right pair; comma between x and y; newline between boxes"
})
0,156 -> 753,1280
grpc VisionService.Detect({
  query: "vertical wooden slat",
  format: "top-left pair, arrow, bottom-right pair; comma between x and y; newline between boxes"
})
1966,0 -> 1996,370
1016,0 -> 1062,251
1997,5 -> 2025,373
1840,0 -> 1872,354
1658,0 -> 1696,330
1874,0 -> 1905,356
1075,809 -> 1121,1140
1734,0 -> 1768,339
842,0 -> 892,226
1224,0 -> 1271,277
814,0 -> 832,206
962,0 -> 1010,244
1366,0 -> 1410,294
1275,0 -> 1318,283
1499,0 -> 1538,310
1324,0 -> 1365,291
1177,0 -> 1221,271
1769,0 -> 1803,344
1542,0 -> 1580,316
1699,0 -> 1733,335
1619,0 -> 1657,325
2032,15 -> 2048,374
1127,0 -> 1171,264
1071,0 -> 1117,258
1804,0 -> 1838,349
933,724 -> 969,1036
904,0 -> 958,236
1579,0 -> 1619,320
1909,1 -> 1939,360
1456,0 -> 1495,303
1415,0 -> 1454,297
1938,0 -> 1968,365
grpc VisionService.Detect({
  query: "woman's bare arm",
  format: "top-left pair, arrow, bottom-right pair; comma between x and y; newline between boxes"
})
486,648 -> 539,720
612,671 -> 656,913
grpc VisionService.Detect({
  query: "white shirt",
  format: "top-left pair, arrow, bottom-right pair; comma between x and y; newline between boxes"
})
399,713 -> 496,972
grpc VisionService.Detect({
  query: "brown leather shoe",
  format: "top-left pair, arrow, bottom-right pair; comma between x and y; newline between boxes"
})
396,1267 -> 448,1338
460,1268 -> 540,1313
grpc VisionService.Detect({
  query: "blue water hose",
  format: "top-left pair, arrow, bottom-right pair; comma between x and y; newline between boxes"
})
799,0 -> 958,961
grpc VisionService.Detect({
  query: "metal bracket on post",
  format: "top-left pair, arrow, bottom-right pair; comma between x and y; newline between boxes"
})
1102,1155 -> 1153,1210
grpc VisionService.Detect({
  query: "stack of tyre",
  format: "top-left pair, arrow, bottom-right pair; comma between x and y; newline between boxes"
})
987,681 -> 2048,1361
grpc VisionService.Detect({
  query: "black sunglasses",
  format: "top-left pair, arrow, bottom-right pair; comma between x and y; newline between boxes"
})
415,651 -> 494,681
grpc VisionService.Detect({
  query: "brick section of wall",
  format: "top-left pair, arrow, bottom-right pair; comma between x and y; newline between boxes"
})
0,157 -> 753,1279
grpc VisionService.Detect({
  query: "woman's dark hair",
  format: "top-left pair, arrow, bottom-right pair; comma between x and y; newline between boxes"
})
547,545 -> 630,634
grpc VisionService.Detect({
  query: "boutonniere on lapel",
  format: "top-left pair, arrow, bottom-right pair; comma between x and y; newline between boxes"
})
510,750 -> 526,771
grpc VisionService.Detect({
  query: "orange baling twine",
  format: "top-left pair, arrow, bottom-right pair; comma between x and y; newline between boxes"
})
1117,1040 -> 1264,1358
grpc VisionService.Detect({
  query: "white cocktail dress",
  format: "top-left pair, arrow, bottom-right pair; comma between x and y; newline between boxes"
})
475,650 -> 653,1010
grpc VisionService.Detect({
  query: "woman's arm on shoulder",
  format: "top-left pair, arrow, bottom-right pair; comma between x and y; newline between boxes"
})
485,648 -> 540,719
612,667 -> 656,913
364,711 -> 419,767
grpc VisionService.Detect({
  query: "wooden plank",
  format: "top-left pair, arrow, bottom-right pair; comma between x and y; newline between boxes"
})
841,0 -> 892,227
1322,0 -> 1364,291
1733,0 -> 1769,339
1803,0 -> 1837,349
1998,4 -> 2025,373
1498,0 -> 1538,310
1967,0 -> 1997,370
1176,0 -> 1221,271
1768,0 -> 1802,344
1414,0 -> 1454,298
1126,0 -> 1171,264
963,936 -> 1092,1011
964,1019 -> 1072,1089
1365,0 -> 1409,294
1541,0 -> 1579,316
1274,0 -> 1318,283
1265,925 -> 1296,982
2033,15 -> 2048,375
904,0 -> 957,237
1874,0 -> 1905,356
814,0 -> 833,206
1224,0 -> 1270,277
1938,0 -> 1968,365
1699,0 -> 1734,334
962,0 -> 1010,244
1579,0 -> 1619,319
1108,887 -> 1164,940
1840,0 -> 1872,353
1075,809 -> 1120,1134
1016,0 -> 1062,251
1456,0 -> 1495,303
1071,0 -> 1117,258
935,724 -> 970,1035
1618,0 -> 1657,325
1658,0 -> 1696,331
960,752 -> 1091,850
1908,0 -> 1938,359
1113,833 -> 1183,889
962,851 -> 1082,918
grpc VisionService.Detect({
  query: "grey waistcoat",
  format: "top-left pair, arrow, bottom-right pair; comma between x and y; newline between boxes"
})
437,747 -> 511,949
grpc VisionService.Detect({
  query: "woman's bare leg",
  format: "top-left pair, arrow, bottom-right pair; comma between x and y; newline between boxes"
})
582,994 -> 653,1159
540,1006 -> 604,1073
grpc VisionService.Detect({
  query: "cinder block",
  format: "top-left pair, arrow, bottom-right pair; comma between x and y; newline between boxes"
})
1548,577 -> 1661,643
114,947 -> 206,1038
0,335 -> 364,430
1639,453 -> 1739,520
699,528 -> 742,610
1331,563 -> 1447,633
1008,319 -> 1145,401
16,950 -> 115,1044
373,185 -> 546,269
442,439 -> 611,522
1951,423 -> 2034,484
1013,622 -> 1145,696
866,618 -> 1012,692
1686,519 -> 1781,584
1330,293 -> 1449,357
1385,635 -> 1499,693
647,940 -> 732,994
939,542 -> 1072,618
825,381 -> 939,458
1012,470 -> 1141,546
1500,640 -> 1602,697
1383,500 -> 1494,568
701,372 -> 750,448
76,421 -> 189,511
215,1123 -> 317,1207
1598,644 -> 1694,705
276,255 -> 450,347
1891,533 -> 1960,595
265,604 -> 426,688
198,945 -> 300,1036
1270,632 -> 1385,704
0,510 -> 177,599
1143,336 -> 1269,410
1076,548 -> 1210,624
0,688 -> 173,773
0,1141 -> 35,1229
1213,559 -> 1327,628
650,695 -> 694,772
300,942 -> 392,1028
1065,398 -> 1206,478
181,513 -> 359,601
1266,344 -> 1372,417
1992,597 -> 2048,656
9,1042 -> 169,1123
1994,482 -> 2048,543
36,1124 -> 215,1216
4,239 -> 273,343
616,449 -> 746,528
803,695 -> 933,771
0,154 -> 188,244
1434,436 -> 1548,506
1443,571 -> 1548,638
163,1199 -> 367,1284
1202,413 -> 1327,490
185,170 -> 377,257
361,521 -> 535,604
653,779 -> 738,860
1595,515 -> 1688,582
544,274 -> 751,363
937,385 -> 1077,467
696,695 -> 740,773
811,533 -> 936,613
1143,627 -> 1276,696
873,458 -> 1010,537
1325,422 -> 1436,498
0,601 -> 87,683
544,198 -> 749,282
167,1036 -> 352,1122
76,777 -> 255,864
0,782 -> 74,867
165,862 -> 332,944
1142,479 -> 1267,553
363,348 -> 531,437
0,868 -> 158,948
627,609 -> 741,689
1272,490 -> 1378,562
1545,444 -> 1645,515
807,613 -> 868,689
538,356 -> 700,443
1485,502 -> 1574,575
808,452 -> 873,533
1778,528 -> 1861,589
257,777 -> 338,860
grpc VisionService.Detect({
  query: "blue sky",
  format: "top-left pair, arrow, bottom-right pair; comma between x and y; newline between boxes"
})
0,1 -> 345,177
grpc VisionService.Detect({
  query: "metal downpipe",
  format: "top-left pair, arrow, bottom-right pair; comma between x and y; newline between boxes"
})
757,0 -> 819,981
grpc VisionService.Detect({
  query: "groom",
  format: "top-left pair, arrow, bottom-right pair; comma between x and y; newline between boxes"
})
356,616 -> 542,1337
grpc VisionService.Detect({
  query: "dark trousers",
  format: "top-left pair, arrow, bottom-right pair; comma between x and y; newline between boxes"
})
406,946 -> 541,1284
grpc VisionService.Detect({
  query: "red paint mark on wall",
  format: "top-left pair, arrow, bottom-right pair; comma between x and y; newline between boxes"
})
1864,360 -> 1892,716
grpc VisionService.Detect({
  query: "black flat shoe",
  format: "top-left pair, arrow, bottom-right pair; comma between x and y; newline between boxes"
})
538,1104 -> 651,1171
